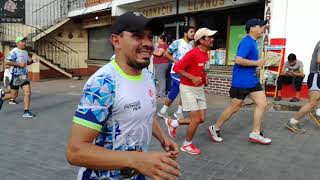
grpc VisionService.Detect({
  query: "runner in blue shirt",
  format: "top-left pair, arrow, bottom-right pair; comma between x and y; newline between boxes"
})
208,18 -> 272,145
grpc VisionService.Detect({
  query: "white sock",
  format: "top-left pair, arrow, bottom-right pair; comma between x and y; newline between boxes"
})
160,105 -> 168,113
183,140 -> 192,146
251,131 -> 260,135
171,120 -> 179,128
212,125 -> 220,131
0,89 -> 4,97
177,105 -> 183,114
290,118 -> 299,124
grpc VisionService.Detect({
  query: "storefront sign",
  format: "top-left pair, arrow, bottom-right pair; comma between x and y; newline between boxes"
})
83,15 -> 114,28
264,0 -> 271,47
179,0 -> 260,14
86,0 -> 111,7
0,0 -> 25,23
139,1 -> 176,18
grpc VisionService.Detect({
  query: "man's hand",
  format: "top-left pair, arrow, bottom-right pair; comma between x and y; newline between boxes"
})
191,76 -> 202,86
17,62 -> 27,68
161,137 -> 179,159
172,59 -> 178,63
286,71 -> 294,77
204,77 -> 209,86
256,59 -> 266,67
132,152 -> 181,180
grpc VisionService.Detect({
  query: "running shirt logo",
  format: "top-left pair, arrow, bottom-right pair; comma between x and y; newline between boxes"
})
148,89 -> 154,97
124,101 -> 141,111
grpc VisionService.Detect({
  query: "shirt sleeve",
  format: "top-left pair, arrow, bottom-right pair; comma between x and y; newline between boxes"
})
159,44 -> 168,51
299,61 -> 304,72
157,44 -> 167,55
73,74 -> 115,131
6,49 -> 17,62
236,41 -> 251,59
167,40 -> 179,54
173,49 -> 194,73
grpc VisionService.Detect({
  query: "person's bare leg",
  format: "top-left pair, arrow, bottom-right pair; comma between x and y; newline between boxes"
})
214,98 -> 243,129
2,89 -> 18,100
293,91 -> 320,120
164,98 -> 173,107
249,91 -> 268,133
200,109 -> 206,124
185,110 -> 202,141
177,117 -> 191,125
22,84 -> 31,111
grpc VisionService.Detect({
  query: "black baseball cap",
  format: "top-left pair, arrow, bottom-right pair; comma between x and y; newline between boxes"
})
245,18 -> 268,32
111,12 -> 164,35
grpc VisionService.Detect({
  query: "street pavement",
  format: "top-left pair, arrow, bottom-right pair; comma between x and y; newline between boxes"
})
0,79 -> 320,180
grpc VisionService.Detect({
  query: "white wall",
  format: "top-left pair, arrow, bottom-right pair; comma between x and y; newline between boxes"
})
270,0 -> 320,78
285,0 -> 320,77
269,0 -> 288,39
112,0 -> 142,16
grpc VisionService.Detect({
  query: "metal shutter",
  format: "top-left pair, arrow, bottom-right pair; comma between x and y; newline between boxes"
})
88,26 -> 113,60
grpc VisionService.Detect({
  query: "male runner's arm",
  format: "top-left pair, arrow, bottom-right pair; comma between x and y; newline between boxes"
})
5,51 -> 26,68
152,117 -> 179,159
27,60 -> 34,65
5,60 -> 26,68
173,51 -> 202,86
164,41 -> 179,63
234,42 -> 265,67
66,123 -> 180,179
164,50 -> 177,63
235,56 -> 265,67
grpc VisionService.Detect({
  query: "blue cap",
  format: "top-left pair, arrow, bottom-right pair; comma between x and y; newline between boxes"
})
245,18 -> 268,32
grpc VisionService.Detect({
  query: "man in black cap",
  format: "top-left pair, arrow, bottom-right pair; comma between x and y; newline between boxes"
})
208,18 -> 272,145
66,12 -> 180,180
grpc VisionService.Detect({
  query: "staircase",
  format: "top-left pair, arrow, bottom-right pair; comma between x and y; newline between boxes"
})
0,0 -> 86,79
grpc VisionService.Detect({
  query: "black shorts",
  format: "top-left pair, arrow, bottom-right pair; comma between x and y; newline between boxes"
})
9,79 -> 30,90
4,76 -> 10,88
229,83 -> 263,100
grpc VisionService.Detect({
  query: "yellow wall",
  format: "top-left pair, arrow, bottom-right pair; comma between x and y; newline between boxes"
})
49,21 -> 88,69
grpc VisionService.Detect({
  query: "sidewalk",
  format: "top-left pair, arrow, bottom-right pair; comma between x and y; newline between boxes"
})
155,93 -> 320,180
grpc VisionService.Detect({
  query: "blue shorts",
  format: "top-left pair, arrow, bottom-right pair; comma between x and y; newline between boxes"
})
167,73 -> 180,102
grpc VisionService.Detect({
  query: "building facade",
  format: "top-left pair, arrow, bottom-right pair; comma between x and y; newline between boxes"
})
2,0 -> 320,97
